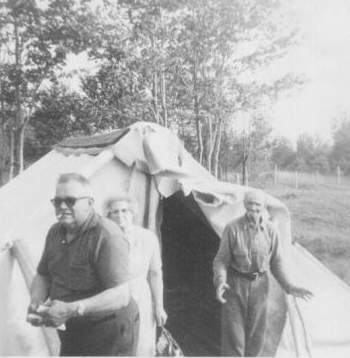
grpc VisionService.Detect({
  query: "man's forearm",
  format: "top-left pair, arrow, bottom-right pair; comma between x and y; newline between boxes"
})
75,282 -> 130,317
39,282 -> 131,327
213,261 -> 228,288
149,272 -> 164,310
30,273 -> 50,306
271,260 -> 293,294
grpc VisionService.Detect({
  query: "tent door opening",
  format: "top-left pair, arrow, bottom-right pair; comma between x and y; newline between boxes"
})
161,192 -> 221,356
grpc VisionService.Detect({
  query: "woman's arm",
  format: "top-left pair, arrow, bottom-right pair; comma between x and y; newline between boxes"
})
147,234 -> 167,326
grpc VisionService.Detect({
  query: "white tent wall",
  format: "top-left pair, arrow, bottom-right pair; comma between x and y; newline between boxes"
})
284,244 -> 350,358
0,249 -> 15,355
0,143 -> 163,355
0,151 -> 96,356
0,122 -> 349,356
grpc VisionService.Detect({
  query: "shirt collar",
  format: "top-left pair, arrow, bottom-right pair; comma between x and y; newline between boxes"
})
121,225 -> 137,248
244,213 -> 266,231
60,210 -> 98,243
78,210 -> 99,235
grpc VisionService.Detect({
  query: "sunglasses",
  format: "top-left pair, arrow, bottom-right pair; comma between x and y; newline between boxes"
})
110,208 -> 132,215
51,196 -> 91,208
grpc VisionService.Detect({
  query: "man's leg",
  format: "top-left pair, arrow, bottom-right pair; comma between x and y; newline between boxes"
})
58,330 -> 77,356
112,297 -> 140,356
245,275 -> 269,356
221,275 -> 249,356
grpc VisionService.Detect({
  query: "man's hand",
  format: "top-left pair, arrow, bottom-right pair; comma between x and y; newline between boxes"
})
27,302 -> 46,327
216,282 -> 230,304
289,286 -> 313,301
37,299 -> 77,327
155,306 -> 168,327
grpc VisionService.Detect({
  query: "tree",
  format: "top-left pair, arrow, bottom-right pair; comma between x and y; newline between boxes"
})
163,0 -> 302,176
1,0 -> 305,184
271,136 -> 295,169
27,84 -> 93,161
330,117 -> 350,175
219,116 -> 274,182
294,133 -> 330,173
0,0 -> 91,178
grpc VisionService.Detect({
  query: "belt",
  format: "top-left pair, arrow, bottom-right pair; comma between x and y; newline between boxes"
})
230,267 -> 266,281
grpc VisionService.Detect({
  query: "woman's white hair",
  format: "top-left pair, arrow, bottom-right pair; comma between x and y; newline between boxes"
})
104,194 -> 138,219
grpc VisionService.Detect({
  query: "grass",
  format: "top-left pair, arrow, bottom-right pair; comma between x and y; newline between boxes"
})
255,181 -> 350,285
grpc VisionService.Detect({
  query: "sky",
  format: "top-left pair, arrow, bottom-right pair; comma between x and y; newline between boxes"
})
268,0 -> 350,143
63,0 -> 350,144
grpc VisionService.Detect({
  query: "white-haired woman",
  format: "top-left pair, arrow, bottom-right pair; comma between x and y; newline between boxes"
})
105,195 -> 167,356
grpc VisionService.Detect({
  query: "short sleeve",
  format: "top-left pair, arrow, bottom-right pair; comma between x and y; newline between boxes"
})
95,227 -> 130,289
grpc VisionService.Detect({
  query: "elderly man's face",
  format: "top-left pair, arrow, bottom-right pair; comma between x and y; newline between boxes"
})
108,200 -> 134,230
53,180 -> 92,229
244,191 -> 265,224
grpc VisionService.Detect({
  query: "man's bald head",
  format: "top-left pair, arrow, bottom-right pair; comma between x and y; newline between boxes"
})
243,189 -> 266,207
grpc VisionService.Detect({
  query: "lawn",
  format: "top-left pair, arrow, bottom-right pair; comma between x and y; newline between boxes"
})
257,182 -> 350,285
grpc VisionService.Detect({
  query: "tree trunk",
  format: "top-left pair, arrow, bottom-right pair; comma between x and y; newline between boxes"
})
213,119 -> 223,178
152,71 -> 159,124
9,128 -> 15,180
15,125 -> 25,173
242,134 -> 249,185
14,15 -> 23,177
193,53 -> 203,164
160,70 -> 167,127
151,35 -> 160,124
159,5 -> 167,128
0,80 -> 6,185
206,116 -> 214,173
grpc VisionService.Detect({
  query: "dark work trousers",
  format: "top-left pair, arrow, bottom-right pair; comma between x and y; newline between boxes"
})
58,297 -> 139,356
221,272 -> 269,357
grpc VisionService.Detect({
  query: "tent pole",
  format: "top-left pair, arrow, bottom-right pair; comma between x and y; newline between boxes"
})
287,298 -> 301,357
293,297 -> 312,357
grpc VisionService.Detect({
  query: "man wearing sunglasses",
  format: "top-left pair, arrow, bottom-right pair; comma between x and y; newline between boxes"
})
27,173 -> 139,356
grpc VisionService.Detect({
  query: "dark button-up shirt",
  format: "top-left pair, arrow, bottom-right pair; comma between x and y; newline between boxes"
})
213,215 -> 292,292
37,211 -> 129,302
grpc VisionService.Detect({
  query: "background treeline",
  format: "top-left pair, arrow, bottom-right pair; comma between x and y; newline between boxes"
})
221,114 -> 350,181
0,0 -> 349,186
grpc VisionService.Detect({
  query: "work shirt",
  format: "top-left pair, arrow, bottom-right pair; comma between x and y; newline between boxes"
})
37,211 -> 129,302
213,214 -> 292,293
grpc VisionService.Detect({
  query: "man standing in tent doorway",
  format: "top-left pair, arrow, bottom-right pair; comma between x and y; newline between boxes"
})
213,189 -> 313,357
26,173 -> 139,356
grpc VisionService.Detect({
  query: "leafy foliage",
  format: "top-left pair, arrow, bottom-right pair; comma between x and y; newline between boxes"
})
0,0 -> 314,184
330,117 -> 350,174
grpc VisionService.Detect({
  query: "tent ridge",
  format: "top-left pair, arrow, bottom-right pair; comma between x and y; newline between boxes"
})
56,128 -> 129,150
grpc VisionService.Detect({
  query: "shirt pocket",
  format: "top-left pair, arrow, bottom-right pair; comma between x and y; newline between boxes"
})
231,247 -> 250,271
69,264 -> 97,291
253,235 -> 270,271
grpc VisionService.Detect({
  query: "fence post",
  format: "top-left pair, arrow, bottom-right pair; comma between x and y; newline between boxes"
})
236,173 -> 240,185
274,165 -> 278,185
337,166 -> 341,185
295,171 -> 299,189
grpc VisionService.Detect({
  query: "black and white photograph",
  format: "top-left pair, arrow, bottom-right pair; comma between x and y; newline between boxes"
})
0,0 -> 349,357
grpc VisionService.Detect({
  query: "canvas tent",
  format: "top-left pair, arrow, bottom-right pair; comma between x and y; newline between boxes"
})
0,121 -> 349,356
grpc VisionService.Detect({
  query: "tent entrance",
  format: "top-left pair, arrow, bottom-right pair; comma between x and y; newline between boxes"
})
161,192 -> 221,356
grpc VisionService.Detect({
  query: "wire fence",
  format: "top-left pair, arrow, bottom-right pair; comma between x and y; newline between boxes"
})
224,168 -> 350,189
